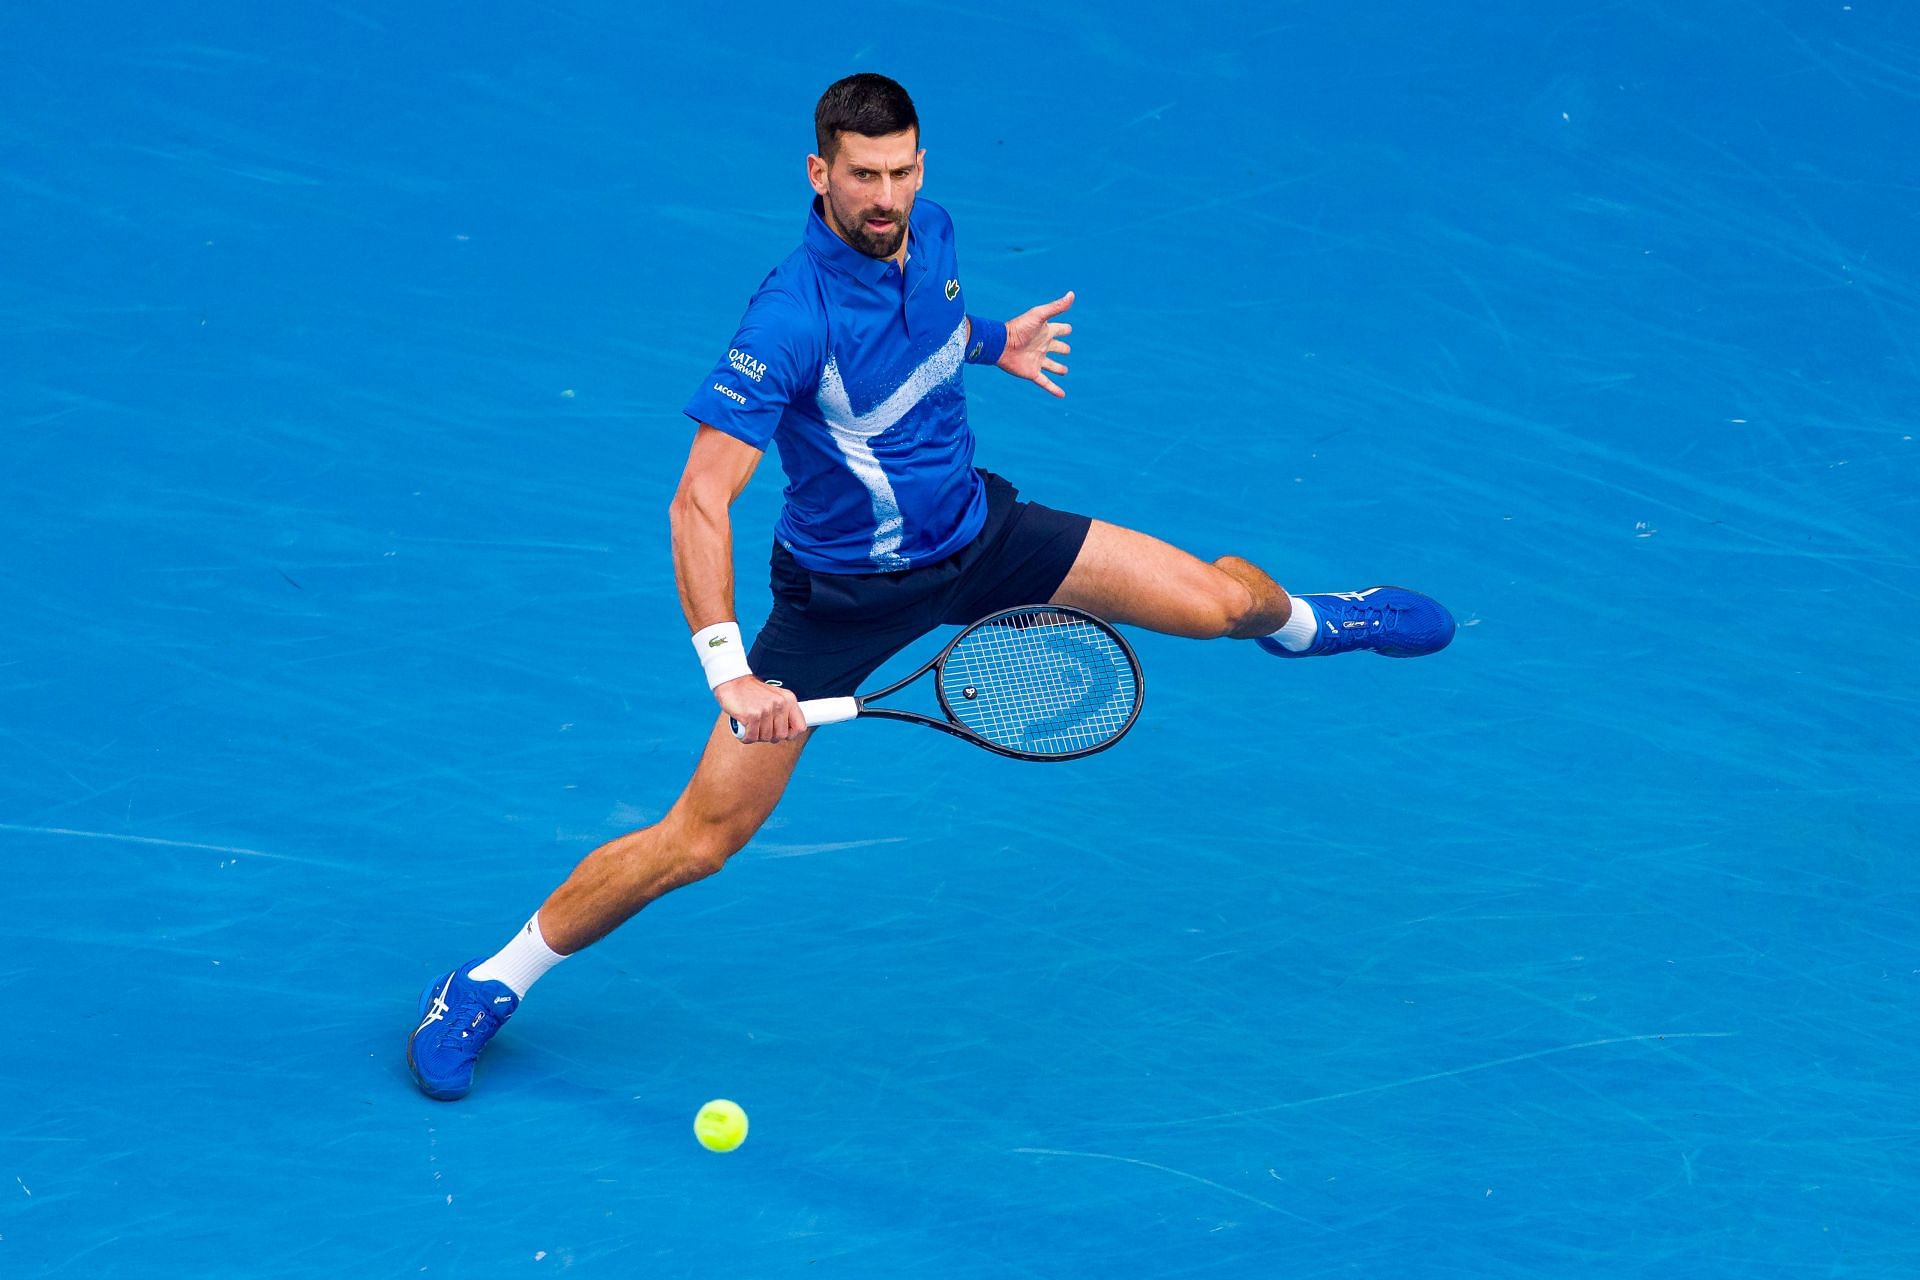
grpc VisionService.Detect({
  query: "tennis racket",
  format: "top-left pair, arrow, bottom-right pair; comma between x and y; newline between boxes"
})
731,604 -> 1144,762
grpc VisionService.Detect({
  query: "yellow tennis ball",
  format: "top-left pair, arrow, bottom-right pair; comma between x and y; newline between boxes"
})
694,1099 -> 748,1152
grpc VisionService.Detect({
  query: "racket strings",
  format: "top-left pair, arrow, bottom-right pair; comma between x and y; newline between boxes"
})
938,609 -> 1139,756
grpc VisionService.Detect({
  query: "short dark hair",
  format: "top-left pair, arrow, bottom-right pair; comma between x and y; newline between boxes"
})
814,73 -> 918,160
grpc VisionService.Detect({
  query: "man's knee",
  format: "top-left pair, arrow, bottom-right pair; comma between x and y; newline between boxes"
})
664,726 -> 803,881
1212,556 -> 1286,639
1204,576 -> 1256,637
669,812 -> 758,882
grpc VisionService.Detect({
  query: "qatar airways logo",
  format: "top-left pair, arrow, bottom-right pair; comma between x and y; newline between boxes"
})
728,348 -> 766,382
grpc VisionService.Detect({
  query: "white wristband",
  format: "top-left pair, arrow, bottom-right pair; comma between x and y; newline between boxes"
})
692,621 -> 752,690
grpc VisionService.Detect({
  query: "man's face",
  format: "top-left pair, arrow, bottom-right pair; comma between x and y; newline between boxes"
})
808,130 -> 923,260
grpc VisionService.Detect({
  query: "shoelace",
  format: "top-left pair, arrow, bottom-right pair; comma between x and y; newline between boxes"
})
423,983 -> 500,1047
1316,595 -> 1402,652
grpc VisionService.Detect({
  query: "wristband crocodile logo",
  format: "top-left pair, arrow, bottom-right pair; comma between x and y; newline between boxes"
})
945,278 -> 960,301
707,636 -> 729,648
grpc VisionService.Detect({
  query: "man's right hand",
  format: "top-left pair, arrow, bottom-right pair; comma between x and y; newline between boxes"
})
717,675 -> 807,744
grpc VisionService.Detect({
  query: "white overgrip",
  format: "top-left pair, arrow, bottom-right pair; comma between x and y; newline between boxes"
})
798,697 -> 859,726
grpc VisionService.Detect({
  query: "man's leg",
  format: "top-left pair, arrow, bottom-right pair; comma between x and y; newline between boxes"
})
406,718 -> 806,1100
537,716 -> 808,953
1048,518 -> 1455,657
1049,519 -> 1291,639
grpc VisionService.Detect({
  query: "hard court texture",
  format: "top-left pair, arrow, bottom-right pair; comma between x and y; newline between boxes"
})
2,2 -> 1916,1276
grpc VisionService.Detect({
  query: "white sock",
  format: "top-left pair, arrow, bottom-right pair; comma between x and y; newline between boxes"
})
1267,596 -> 1319,652
469,913 -> 565,998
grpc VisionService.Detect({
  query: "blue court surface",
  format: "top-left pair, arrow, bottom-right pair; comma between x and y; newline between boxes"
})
5,2 -> 1917,1276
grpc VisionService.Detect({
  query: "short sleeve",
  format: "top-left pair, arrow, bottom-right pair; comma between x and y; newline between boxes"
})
682,288 -> 820,449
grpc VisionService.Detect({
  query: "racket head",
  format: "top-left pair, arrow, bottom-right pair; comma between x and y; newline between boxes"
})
932,605 -> 1144,761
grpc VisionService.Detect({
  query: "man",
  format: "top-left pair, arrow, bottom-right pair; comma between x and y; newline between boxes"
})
407,74 -> 1454,1100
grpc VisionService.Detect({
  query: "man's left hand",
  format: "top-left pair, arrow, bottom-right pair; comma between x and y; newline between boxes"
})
997,290 -> 1074,398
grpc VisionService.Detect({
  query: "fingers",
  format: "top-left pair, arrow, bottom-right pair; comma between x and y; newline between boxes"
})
741,710 -> 787,745
745,707 -> 797,744
722,681 -> 807,745
1039,290 -> 1075,319
777,688 -> 806,741
1041,357 -> 1067,376
1047,339 -> 1071,356
1036,373 -> 1064,398
751,692 -> 806,745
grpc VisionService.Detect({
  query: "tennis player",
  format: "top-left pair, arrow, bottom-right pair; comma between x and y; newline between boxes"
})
407,74 -> 1456,1099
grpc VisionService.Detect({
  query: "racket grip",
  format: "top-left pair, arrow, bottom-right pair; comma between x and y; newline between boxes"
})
797,696 -> 859,726
729,696 -> 860,741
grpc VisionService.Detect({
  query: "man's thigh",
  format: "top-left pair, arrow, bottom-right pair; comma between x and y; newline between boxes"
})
1049,519 -> 1243,638
670,714 -> 811,842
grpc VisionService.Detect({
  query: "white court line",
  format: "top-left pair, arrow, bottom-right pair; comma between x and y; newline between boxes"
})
752,837 -> 910,860
0,822 -> 340,867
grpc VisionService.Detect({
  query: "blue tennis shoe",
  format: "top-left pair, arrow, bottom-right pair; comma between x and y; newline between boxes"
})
407,961 -> 518,1100
1256,586 -> 1456,659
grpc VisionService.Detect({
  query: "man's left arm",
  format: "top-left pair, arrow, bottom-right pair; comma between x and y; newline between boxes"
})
968,291 -> 1074,398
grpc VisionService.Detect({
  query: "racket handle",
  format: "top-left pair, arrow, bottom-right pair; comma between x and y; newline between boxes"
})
729,696 -> 860,741
797,696 -> 860,726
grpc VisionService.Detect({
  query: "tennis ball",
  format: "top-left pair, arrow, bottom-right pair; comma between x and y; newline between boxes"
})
694,1099 -> 748,1152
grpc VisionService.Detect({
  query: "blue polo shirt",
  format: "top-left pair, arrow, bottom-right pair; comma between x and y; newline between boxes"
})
683,197 -> 992,573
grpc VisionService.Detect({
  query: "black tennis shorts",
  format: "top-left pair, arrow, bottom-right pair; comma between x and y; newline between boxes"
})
747,470 -> 1093,700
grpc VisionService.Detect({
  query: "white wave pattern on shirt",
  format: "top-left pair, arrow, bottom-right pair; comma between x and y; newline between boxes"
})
815,317 -> 968,569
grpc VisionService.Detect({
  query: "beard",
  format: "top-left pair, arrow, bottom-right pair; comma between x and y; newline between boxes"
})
826,189 -> 907,259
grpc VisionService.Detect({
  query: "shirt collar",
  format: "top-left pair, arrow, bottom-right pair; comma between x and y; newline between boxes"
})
805,197 -> 906,286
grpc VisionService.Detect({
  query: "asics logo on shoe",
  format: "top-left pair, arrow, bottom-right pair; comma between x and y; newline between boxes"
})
493,996 -> 513,1004
1329,589 -> 1384,602
1342,620 -> 1377,628
412,976 -> 456,1038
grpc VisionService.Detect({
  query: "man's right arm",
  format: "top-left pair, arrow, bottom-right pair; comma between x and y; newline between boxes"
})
669,424 -> 807,744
